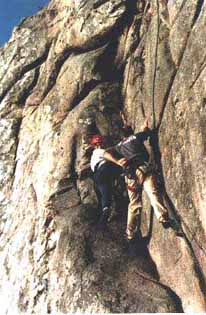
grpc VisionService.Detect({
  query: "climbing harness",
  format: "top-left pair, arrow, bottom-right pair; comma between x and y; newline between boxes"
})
123,161 -> 136,179
122,155 -> 154,180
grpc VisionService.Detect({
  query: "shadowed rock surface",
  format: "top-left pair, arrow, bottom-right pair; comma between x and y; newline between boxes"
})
0,0 -> 206,313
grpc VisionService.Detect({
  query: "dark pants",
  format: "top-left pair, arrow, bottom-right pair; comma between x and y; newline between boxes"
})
94,162 -> 121,211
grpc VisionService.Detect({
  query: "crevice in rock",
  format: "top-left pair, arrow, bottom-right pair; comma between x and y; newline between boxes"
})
111,2 -> 126,15
135,270 -> 184,312
174,5 -> 202,69
0,68 -> 40,120
0,109 -> 15,120
157,0 -> 206,127
40,47 -> 71,101
33,287 -> 46,307
71,49 -> 138,145
150,132 -> 206,303
72,0 -> 138,56
0,43 -> 51,104
52,186 -> 73,197
81,1 -> 142,94
182,227 -> 206,300
170,0 -> 188,28
181,219 -> 206,257
157,69 -> 177,128
93,0 -> 110,10
122,0 -> 138,26
69,79 -> 101,111
190,55 -> 206,89
122,3 -> 149,105
115,0 -> 140,63
96,45 -> 124,82
0,48 -> 19,83
148,131 -> 190,241
37,243 -> 56,263
71,136 -> 78,189
192,0 -> 204,27
46,178 -> 77,214
157,29 -> 192,128
19,67 -> 40,106
10,117 -> 23,188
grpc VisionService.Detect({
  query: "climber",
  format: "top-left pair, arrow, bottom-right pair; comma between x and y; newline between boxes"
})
105,116 -> 170,241
90,134 -> 122,226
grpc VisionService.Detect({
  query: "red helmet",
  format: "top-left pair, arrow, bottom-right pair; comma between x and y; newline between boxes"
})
90,134 -> 106,145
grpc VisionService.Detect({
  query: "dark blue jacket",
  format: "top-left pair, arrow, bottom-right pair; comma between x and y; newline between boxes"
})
115,130 -> 151,165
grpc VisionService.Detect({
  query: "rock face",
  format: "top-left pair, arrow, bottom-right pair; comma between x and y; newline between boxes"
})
0,0 -> 206,313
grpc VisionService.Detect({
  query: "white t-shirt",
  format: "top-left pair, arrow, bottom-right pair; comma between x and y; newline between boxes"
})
90,148 -> 106,172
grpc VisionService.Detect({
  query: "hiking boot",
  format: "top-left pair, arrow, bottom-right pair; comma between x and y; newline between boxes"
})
107,209 -> 118,223
97,207 -> 111,229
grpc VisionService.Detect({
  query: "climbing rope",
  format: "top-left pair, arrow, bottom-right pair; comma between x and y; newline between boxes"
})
151,0 -> 160,129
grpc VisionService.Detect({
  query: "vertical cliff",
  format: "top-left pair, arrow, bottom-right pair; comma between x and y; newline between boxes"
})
0,0 -> 206,313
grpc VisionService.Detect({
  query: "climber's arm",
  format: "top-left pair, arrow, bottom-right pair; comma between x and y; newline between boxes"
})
103,151 -> 126,167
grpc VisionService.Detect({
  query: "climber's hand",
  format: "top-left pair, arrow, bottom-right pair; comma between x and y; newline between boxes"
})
141,118 -> 149,131
118,158 -> 128,167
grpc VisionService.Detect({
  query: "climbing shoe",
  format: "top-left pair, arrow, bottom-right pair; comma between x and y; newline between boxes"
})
169,219 -> 184,237
125,225 -> 138,241
159,212 -> 171,229
122,235 -> 138,255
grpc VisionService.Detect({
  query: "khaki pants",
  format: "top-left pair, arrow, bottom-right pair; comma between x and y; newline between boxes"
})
125,168 -> 168,239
